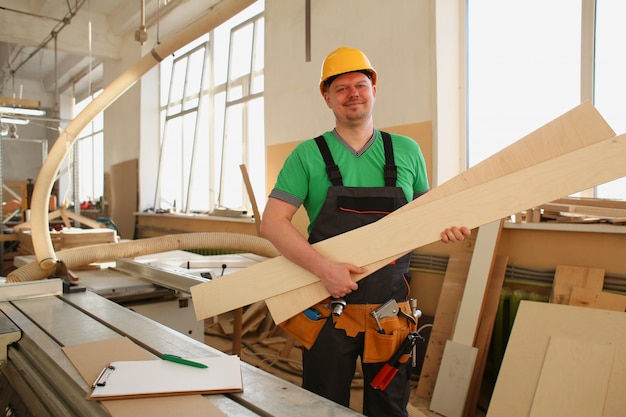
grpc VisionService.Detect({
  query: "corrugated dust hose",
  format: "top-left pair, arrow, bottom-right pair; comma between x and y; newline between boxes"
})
7,232 -> 279,283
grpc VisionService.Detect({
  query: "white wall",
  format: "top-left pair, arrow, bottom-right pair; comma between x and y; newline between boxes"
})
102,37 -> 143,173
264,0 -> 434,145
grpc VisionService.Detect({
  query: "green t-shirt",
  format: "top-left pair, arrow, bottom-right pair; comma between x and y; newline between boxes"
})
270,130 -> 429,232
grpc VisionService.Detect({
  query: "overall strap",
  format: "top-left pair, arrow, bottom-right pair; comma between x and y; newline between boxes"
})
315,132 -> 397,186
314,135 -> 343,186
381,131 -> 397,186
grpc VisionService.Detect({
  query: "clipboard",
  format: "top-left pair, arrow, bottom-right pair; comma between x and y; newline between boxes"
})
63,337 -> 237,416
88,356 -> 243,400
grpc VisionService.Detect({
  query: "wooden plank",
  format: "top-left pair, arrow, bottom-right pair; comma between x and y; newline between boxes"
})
263,102 -> 615,322
451,220 -> 502,346
0,234 -> 18,242
463,255 -> 508,417
0,96 -> 41,109
416,253 -> 471,399
551,196 -> 626,210
430,221 -> 502,417
239,164 -> 261,236
190,102 -> 618,322
429,340 -> 478,417
264,133 -> 626,324
549,265 -> 605,304
487,301 -> 626,417
528,336 -> 614,417
569,287 -> 626,312
110,159 -> 138,240
540,202 -> 626,218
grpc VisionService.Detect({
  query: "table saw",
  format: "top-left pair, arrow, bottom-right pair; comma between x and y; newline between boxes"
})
0,258 -> 364,417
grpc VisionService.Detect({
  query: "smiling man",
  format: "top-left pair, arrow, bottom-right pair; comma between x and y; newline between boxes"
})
260,47 -> 470,417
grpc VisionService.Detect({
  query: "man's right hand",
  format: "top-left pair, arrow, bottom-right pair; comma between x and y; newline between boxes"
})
317,261 -> 363,299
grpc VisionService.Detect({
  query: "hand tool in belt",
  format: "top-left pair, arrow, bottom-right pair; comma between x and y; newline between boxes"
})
370,332 -> 423,391
370,299 -> 400,333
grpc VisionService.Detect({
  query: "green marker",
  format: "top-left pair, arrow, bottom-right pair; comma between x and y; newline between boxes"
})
162,354 -> 208,369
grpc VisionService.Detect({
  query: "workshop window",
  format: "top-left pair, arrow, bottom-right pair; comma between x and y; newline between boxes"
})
74,89 -> 104,209
155,3 -> 265,215
594,0 -> 626,199
467,0 -> 626,199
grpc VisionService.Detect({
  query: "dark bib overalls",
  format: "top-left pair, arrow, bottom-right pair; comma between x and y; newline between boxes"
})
302,132 -> 413,417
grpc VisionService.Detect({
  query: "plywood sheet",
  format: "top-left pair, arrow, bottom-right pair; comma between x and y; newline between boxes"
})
528,335 -> 614,417
110,158 -> 138,240
191,103 -> 617,322
487,301 -> 626,417
429,340 -> 477,417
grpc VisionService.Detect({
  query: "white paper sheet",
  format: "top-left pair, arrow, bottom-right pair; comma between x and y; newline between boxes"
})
89,355 -> 242,399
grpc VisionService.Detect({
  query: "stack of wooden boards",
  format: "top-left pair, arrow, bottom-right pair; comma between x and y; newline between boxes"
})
16,228 -> 118,254
550,264 -> 626,312
416,248 -> 626,416
517,197 -> 626,225
14,208 -> 118,255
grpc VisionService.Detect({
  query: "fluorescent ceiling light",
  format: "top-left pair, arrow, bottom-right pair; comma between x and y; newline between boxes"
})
0,117 -> 29,125
0,106 -> 46,116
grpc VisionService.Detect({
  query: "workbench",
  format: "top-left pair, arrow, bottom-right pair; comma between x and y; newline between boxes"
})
134,212 -> 257,239
0,288 -> 364,417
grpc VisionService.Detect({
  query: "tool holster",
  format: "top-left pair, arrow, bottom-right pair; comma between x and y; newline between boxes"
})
334,300 -> 417,363
278,300 -> 332,349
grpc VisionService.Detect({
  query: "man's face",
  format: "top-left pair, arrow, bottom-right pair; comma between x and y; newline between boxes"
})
323,72 -> 376,126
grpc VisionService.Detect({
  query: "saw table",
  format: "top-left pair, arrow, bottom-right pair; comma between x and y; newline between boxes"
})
0,286 -> 364,417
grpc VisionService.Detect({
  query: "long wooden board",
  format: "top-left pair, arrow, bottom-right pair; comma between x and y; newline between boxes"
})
259,132 -> 626,324
263,102 -> 614,321
190,102 -> 617,322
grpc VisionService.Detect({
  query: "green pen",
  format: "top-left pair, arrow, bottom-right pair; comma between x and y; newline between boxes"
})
162,354 -> 208,369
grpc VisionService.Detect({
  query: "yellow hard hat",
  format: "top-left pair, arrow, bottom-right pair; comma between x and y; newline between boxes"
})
319,47 -> 377,95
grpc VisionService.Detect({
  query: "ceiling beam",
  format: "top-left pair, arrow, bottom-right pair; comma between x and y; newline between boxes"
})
0,7 -> 122,60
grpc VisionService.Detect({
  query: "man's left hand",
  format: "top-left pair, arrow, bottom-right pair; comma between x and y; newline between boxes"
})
440,226 -> 471,243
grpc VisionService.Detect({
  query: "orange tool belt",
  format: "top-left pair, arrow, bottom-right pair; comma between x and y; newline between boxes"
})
279,299 -> 417,364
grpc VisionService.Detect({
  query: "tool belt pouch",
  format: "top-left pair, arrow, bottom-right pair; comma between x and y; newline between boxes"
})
279,301 -> 331,350
363,309 -> 417,364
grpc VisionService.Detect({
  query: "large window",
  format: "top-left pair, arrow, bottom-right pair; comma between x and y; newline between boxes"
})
155,3 -> 264,214
467,0 -> 625,199
69,89 -> 104,209
594,0 -> 626,198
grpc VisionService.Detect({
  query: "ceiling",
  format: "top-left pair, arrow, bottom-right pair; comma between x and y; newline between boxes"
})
0,0 -> 175,101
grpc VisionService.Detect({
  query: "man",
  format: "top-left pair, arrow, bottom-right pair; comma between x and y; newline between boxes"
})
260,47 -> 470,417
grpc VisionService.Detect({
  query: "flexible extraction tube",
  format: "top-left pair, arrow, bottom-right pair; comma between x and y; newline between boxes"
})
28,0 -> 255,275
7,232 -> 278,282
